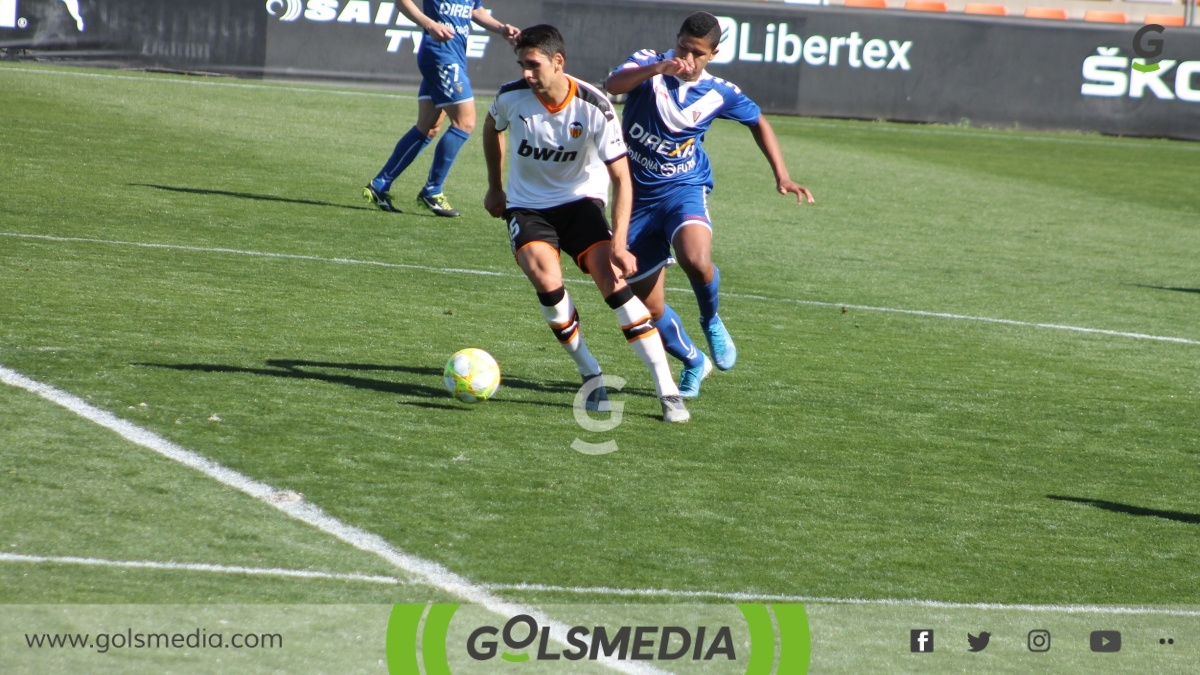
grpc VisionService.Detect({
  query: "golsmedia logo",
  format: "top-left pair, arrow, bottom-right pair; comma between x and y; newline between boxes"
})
386,603 -> 810,673
466,614 -> 736,662
1132,24 -> 1165,73
264,0 -> 492,58
710,16 -> 913,70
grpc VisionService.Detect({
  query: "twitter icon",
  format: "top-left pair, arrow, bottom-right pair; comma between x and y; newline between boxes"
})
968,632 -> 991,652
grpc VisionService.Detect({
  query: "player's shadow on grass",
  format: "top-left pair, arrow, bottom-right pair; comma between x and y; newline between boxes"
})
1048,495 -> 1200,525
1130,284 -> 1200,295
131,184 -> 372,212
134,359 -> 579,409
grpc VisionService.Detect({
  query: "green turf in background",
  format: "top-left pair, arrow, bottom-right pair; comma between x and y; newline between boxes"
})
1,64 -> 1197,618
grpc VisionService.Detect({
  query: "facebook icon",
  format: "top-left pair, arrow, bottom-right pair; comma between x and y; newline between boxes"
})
911,629 -> 935,652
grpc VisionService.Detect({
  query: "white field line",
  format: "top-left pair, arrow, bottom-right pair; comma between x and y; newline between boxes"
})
3,233 -> 508,278
484,583 -> 1200,617
0,552 -> 401,585
0,66 -> 420,101
714,292 -> 1200,347
5,231 -> 1199,347
0,365 -> 662,675
3,65 -> 1197,152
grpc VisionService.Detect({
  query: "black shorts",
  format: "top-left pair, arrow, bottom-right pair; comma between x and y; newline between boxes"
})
505,198 -> 612,274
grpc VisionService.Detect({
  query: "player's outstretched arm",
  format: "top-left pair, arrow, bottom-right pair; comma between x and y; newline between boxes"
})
397,0 -> 455,42
482,114 -> 507,218
606,157 -> 638,279
748,114 -> 814,205
605,58 -> 694,96
471,8 -> 520,45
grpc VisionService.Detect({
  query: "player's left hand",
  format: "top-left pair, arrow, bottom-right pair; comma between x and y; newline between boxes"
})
426,22 -> 456,43
610,247 -> 638,279
779,179 -> 815,205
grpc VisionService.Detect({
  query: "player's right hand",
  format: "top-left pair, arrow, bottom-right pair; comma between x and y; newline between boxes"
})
483,187 -> 507,218
610,247 -> 638,279
426,22 -> 456,42
659,58 -> 695,78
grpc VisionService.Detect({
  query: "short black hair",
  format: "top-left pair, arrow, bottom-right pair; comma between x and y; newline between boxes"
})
514,24 -> 565,59
678,12 -> 722,49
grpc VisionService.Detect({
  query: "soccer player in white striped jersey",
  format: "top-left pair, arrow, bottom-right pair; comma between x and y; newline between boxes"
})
606,12 -> 815,398
482,24 -> 689,423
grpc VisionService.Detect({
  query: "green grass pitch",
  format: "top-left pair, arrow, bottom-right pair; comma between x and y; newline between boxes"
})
1,62 -> 1198,669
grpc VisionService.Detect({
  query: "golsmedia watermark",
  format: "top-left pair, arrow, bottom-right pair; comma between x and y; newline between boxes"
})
1133,24 -> 1167,73
465,614 -> 736,662
24,627 -> 282,652
571,374 -> 625,455
385,603 -> 810,674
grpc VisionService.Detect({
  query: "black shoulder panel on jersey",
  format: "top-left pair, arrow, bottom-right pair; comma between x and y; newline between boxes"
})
574,81 -> 616,120
497,79 -> 531,95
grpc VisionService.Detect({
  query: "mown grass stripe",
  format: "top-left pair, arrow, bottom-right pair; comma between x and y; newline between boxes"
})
5,231 -> 1196,347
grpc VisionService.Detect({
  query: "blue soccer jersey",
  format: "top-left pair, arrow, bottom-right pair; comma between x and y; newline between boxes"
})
614,49 -> 761,198
417,0 -> 482,67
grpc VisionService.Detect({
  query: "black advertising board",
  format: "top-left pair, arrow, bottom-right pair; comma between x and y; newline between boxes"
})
3,0 -> 1198,139
543,0 -> 1200,140
1,0 -> 266,70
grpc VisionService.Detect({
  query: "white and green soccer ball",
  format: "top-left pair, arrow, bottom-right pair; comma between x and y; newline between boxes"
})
443,348 -> 501,403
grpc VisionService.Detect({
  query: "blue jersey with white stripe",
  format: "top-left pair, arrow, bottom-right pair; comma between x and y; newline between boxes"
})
615,49 -> 761,197
417,0 -> 482,67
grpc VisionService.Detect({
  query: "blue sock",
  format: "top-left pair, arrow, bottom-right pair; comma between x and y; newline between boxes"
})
421,125 -> 471,197
373,126 -> 431,191
691,265 -> 721,329
655,304 -> 705,368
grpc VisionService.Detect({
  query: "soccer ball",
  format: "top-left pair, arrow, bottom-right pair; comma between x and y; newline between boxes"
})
443,348 -> 501,403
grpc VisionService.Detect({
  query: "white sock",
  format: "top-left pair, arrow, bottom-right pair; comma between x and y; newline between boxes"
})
541,291 -> 601,377
611,293 -> 679,398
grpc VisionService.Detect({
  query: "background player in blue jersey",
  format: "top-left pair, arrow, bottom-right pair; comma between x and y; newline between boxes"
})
364,0 -> 519,217
605,11 -> 815,397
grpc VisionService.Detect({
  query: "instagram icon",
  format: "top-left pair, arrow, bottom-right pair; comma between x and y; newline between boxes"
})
1027,629 -> 1051,652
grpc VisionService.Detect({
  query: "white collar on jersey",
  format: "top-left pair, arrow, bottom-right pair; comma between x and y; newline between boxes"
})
672,72 -> 714,105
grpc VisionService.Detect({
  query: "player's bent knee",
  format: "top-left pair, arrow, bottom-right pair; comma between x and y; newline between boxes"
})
678,254 -> 713,281
447,105 -> 477,134
516,245 -> 562,292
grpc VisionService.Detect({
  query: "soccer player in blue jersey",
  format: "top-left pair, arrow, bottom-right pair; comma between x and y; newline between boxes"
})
364,0 -> 519,217
605,11 -> 814,397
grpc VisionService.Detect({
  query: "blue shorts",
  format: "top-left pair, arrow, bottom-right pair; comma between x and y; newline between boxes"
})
626,185 -> 712,283
417,58 -> 474,107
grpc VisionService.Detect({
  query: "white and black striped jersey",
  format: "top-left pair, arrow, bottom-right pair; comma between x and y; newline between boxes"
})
488,76 -> 628,210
